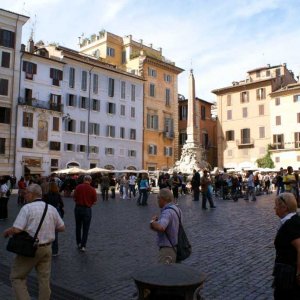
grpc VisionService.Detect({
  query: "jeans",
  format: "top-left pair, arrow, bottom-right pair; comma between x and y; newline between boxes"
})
74,206 -> 92,247
202,190 -> 215,208
101,187 -> 109,201
129,185 -> 136,197
140,189 -> 148,205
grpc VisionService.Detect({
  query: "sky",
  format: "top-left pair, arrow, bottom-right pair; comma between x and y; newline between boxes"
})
2,0 -> 300,102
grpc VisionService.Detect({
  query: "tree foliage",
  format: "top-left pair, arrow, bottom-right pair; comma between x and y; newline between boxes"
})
256,145 -> 275,168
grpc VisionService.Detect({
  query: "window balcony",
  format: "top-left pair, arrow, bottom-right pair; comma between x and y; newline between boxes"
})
236,138 -> 254,148
18,97 -> 64,113
163,131 -> 174,139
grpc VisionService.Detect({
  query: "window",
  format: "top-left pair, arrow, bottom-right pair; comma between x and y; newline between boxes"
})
93,74 -> 98,94
293,95 -> 300,102
130,129 -> 136,140
105,147 -> 114,155
130,107 -> 135,118
90,146 -> 99,154
148,144 -> 157,155
227,110 -> 232,120
121,81 -> 126,99
276,116 -> 281,126
227,95 -> 231,106
50,68 -> 63,86
225,130 -> 234,141
298,113 -> 300,123
22,112 -> 33,127
164,74 -> 172,83
92,99 -> 100,111
165,89 -> 170,106
78,145 -> 86,152
21,138 -> 33,148
259,105 -> 264,116
228,150 -> 233,157
256,71 -> 260,78
106,125 -> 115,137
1,52 -> 10,68
179,132 -> 187,145
107,102 -> 116,114
241,128 -> 250,144
275,157 -> 280,163
164,147 -> 173,156
89,123 -> 100,135
259,147 -> 265,155
25,88 -> 32,102
81,71 -> 87,91
128,150 -> 136,157
240,91 -> 249,103
259,126 -> 265,138
80,97 -> 87,109
298,156 -> 300,162
276,68 -> 281,77
294,132 -> 300,148
120,127 -> 125,139
106,47 -> 115,57
273,134 -> 284,149
256,88 -> 266,100
122,51 -> 126,64
148,67 -> 157,77
179,106 -> 187,120
80,121 -> 86,133
65,143 -> 74,151
50,94 -> 61,106
0,29 -> 15,48
131,84 -> 136,101
201,106 -> 206,120
275,97 -> 280,106
202,132 -> 209,149
108,78 -> 114,97
0,138 -> 5,154
120,104 -> 125,116
164,118 -> 174,138
69,67 -> 75,88
53,117 -> 59,131
0,107 -> 10,124
49,141 -> 60,151
147,114 -> 159,129
266,70 -> 271,77
0,79 -> 9,95
67,94 -> 77,107
149,83 -> 155,97
65,119 -> 76,132
50,159 -> 59,173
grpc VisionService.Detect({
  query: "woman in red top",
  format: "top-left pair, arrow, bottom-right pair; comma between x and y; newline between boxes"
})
17,177 -> 26,205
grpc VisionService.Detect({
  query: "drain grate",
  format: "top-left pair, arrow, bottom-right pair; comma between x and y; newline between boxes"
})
0,263 -> 93,300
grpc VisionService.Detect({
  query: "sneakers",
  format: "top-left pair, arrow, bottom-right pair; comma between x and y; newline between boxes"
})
79,247 -> 86,252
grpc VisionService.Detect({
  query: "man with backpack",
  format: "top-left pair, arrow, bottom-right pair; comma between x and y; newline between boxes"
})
150,188 -> 191,263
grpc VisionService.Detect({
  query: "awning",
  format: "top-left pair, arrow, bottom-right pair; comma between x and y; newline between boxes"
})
25,166 -> 44,174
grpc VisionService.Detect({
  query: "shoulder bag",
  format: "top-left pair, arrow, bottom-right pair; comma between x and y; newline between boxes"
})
7,203 -> 48,257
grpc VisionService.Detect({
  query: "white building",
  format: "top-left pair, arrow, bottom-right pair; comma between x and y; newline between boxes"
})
0,8 -> 29,176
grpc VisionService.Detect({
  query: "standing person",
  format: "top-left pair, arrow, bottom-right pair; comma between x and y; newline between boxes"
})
283,166 -> 297,197
17,177 -> 26,205
0,177 -> 10,220
138,173 -> 150,206
170,171 -> 181,205
3,184 -> 65,300
191,169 -> 201,201
43,182 -> 64,256
73,175 -> 97,252
244,171 -> 256,201
100,174 -> 110,201
128,173 -> 137,198
200,170 -> 216,209
150,188 -> 181,264
158,172 -> 170,190
109,174 -> 116,199
272,193 -> 300,299
276,168 -> 285,195
120,175 -> 129,199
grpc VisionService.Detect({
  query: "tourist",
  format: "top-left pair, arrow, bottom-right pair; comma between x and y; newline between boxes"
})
100,174 -> 110,201
244,171 -> 256,201
17,176 -> 26,205
137,173 -> 149,206
200,169 -> 216,209
0,177 -> 10,220
191,169 -> 201,201
128,173 -> 137,198
170,171 -> 181,205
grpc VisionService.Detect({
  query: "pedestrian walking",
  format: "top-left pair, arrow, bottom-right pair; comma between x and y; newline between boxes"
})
3,183 -> 65,300
170,171 -> 181,205
150,188 -> 181,264
244,171 -> 256,201
200,170 -> 216,209
73,175 -> 97,252
0,177 -> 10,220
191,169 -> 201,201
100,174 -> 110,201
43,182 -> 64,256
128,173 -> 137,198
137,173 -> 149,206
17,177 -> 26,205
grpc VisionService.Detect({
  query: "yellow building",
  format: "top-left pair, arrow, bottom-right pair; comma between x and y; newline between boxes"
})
79,31 -> 183,171
212,64 -> 296,169
269,81 -> 300,169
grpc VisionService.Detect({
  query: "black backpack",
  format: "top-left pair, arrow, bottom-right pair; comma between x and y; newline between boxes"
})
165,206 -> 192,262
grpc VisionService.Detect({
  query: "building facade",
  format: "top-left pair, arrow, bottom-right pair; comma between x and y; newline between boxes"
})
212,64 -> 296,170
79,31 -> 183,171
0,9 -> 29,176
269,81 -> 300,169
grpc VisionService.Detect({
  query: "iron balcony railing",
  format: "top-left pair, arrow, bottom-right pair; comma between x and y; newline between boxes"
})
18,97 -> 64,113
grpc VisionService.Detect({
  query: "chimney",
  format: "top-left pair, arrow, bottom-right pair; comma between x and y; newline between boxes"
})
27,38 -> 34,53
139,39 -> 143,44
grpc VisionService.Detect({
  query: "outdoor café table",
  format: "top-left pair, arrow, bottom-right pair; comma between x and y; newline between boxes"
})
133,263 -> 206,300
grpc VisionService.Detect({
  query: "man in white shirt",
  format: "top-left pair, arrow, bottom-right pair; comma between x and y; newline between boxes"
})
3,184 -> 65,300
244,171 -> 257,201
128,173 -> 137,198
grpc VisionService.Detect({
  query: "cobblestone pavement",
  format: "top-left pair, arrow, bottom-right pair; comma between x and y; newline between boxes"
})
0,190 -> 279,300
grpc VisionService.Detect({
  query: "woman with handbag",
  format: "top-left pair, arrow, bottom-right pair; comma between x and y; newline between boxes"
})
43,182 -> 64,256
273,192 -> 300,299
0,177 -> 10,220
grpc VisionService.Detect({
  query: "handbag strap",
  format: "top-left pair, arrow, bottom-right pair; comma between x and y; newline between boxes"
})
33,203 -> 48,240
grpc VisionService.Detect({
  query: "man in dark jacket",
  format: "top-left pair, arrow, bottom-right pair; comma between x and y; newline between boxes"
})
191,169 -> 201,201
